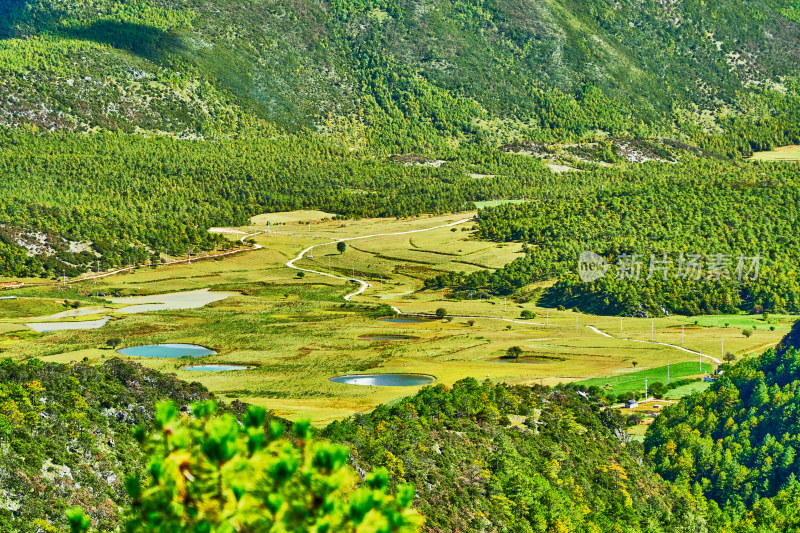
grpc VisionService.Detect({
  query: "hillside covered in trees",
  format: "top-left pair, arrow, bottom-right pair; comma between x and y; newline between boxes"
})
428,157 -> 800,316
0,357 -> 419,532
1,0 -> 798,149
0,0 -> 799,284
644,322 -> 800,531
325,378 -> 714,532
0,358 -> 220,531
0,357 -> 715,532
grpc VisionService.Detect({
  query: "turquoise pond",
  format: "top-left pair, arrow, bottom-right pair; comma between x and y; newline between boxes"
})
183,365 -> 251,371
117,343 -> 216,358
329,374 -> 436,386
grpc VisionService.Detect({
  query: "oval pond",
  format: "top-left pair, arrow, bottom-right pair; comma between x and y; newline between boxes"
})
117,343 -> 216,358
329,373 -> 436,386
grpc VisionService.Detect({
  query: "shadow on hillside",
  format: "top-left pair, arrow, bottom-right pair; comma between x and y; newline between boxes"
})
0,4 -> 182,61
0,0 -> 30,39
0,8 -> 301,129
58,20 -> 181,60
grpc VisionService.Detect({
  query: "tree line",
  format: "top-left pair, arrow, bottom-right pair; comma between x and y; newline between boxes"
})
428,157 -> 800,315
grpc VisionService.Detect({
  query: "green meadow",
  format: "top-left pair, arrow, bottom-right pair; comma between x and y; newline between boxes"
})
749,145 -> 800,161
0,212 -> 792,424
574,361 -> 714,395
664,380 -> 713,399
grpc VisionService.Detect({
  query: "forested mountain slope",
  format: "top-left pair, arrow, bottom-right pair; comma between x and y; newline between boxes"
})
324,378 -> 714,532
0,359 -> 718,532
0,357 -> 253,532
428,158 -> 800,316
7,349 -> 800,531
1,0 -> 799,290
645,323 -> 800,531
0,0 -> 799,148
0,133 -> 558,278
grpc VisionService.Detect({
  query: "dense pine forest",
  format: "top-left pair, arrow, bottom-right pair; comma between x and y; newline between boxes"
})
1,0 -> 800,295
0,131 -> 564,278
427,157 -> 800,316
645,321 -> 800,531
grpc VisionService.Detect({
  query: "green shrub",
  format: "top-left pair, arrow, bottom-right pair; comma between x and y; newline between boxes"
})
648,382 -> 667,398
106,338 -> 122,349
66,401 -> 422,533
504,346 -> 523,359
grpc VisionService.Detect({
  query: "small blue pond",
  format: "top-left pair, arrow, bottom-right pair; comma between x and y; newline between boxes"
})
329,374 -> 436,386
117,343 -> 216,358
184,365 -> 251,371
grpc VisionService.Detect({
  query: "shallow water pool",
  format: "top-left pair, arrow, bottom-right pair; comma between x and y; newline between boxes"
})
329,374 -> 435,386
26,317 -> 110,332
110,289 -> 236,314
117,343 -> 216,358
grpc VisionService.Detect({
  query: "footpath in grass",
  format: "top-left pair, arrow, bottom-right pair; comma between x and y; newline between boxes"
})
575,361 -> 714,394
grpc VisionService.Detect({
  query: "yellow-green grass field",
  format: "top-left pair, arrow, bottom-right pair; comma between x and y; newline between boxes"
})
664,380 -> 713,399
0,211 -> 793,425
574,361 -> 714,395
749,145 -> 800,161
0,297 -> 69,319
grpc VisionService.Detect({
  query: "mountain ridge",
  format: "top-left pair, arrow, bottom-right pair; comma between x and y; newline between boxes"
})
1,0 -> 799,151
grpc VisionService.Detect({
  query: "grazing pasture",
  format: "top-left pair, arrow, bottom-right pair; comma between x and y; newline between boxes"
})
0,212 -> 791,424
749,145 -> 800,161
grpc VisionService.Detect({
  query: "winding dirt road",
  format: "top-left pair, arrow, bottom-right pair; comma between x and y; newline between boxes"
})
586,325 -> 722,364
285,218 -> 556,328
285,218 -> 473,301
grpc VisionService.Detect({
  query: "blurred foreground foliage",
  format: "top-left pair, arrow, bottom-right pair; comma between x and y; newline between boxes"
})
69,401 -> 421,533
